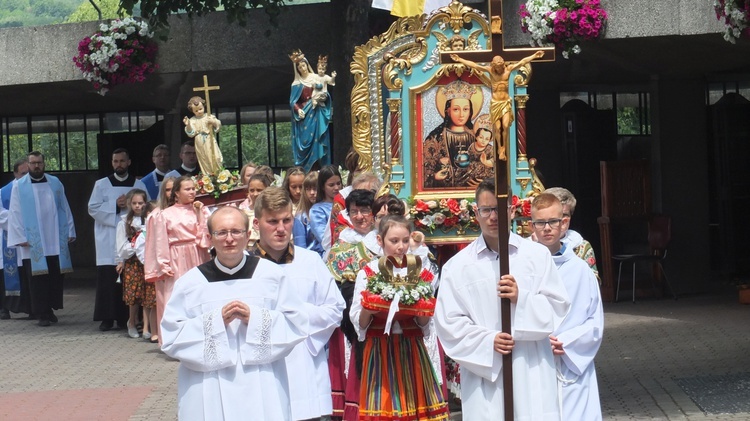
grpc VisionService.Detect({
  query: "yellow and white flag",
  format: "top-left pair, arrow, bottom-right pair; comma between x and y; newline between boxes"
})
371,0 -> 452,17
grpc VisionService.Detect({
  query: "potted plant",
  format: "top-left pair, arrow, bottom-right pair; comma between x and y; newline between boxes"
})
73,18 -> 158,95
519,0 -> 608,58
714,0 -> 750,43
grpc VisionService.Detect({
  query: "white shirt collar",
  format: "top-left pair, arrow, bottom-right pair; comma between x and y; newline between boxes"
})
182,164 -> 197,172
113,173 -> 129,182
214,254 -> 247,275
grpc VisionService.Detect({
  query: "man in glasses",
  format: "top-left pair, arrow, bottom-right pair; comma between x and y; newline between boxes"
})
160,205 -> 309,420
530,193 -> 603,420
253,187 -> 344,421
435,179 -> 570,421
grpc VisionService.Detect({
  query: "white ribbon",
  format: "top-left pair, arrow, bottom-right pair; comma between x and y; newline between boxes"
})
384,291 -> 402,334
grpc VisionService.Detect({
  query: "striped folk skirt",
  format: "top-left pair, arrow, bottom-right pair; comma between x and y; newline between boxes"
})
359,320 -> 448,421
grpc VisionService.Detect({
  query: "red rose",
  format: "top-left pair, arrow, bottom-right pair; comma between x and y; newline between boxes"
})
443,216 -> 459,227
521,200 -> 532,217
512,195 -> 520,207
414,200 -> 431,213
446,199 -> 461,215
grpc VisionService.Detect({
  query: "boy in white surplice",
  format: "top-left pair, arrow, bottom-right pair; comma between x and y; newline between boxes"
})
160,206 -> 309,420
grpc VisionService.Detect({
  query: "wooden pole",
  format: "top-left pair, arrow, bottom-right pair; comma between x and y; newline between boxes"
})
495,131 -> 513,421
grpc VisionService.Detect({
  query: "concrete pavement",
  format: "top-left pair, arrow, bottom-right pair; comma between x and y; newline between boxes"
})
1,272 -> 749,420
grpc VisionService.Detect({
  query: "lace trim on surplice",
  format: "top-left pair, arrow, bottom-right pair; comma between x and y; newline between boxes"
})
253,308 -> 272,362
203,308 -> 221,368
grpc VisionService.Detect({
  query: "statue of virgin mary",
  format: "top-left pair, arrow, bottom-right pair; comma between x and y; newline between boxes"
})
289,49 -> 332,172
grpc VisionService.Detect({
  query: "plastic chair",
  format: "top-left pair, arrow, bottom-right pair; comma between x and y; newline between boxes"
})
612,214 -> 677,303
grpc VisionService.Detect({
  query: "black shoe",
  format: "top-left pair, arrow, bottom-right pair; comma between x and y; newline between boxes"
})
38,317 -> 51,327
0,309 -> 10,320
99,320 -> 114,331
49,312 -> 58,323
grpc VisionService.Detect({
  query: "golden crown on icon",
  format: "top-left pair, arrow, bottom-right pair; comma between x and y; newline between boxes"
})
443,80 -> 476,101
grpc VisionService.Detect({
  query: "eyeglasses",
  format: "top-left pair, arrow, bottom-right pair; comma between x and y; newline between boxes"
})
530,219 -> 563,229
349,209 -> 373,216
212,229 -> 246,239
477,207 -> 498,218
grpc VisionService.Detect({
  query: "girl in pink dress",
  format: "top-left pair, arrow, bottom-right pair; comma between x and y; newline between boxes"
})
150,176 -> 211,345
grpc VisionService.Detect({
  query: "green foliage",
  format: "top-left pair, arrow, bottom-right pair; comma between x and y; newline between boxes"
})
65,0 -> 126,23
119,0 -> 290,33
0,0 -> 79,28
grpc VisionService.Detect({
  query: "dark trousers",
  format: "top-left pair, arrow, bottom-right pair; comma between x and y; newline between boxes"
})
93,265 -> 128,324
23,257 -> 64,318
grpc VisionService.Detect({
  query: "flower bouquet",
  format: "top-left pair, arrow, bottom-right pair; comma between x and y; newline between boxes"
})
409,197 -> 478,235
73,18 -> 158,95
519,0 -> 608,58
714,0 -> 750,43
360,264 -> 437,318
193,169 -> 246,206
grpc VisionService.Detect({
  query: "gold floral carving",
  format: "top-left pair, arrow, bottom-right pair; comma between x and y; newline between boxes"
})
442,0 -> 475,33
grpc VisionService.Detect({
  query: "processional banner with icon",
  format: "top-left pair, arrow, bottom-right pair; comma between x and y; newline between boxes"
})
350,0 -> 546,244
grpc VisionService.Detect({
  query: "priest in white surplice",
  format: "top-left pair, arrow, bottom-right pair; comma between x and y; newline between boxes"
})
88,148 -> 148,332
435,179 -> 570,421
531,193 -> 603,420
8,151 -> 76,327
251,187 -> 344,420
161,206 -> 309,420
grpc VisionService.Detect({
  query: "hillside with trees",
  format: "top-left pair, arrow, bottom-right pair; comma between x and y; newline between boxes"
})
0,0 -> 81,28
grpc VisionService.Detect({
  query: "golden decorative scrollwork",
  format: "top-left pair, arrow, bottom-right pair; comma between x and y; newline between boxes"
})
528,158 -> 546,196
442,0 -> 475,33
513,63 -> 533,87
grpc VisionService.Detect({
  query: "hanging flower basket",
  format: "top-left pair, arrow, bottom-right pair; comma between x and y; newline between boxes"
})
73,18 -> 158,95
714,0 -> 750,43
519,0 -> 608,59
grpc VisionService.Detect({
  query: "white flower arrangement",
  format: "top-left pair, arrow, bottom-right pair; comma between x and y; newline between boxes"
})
714,0 -> 750,43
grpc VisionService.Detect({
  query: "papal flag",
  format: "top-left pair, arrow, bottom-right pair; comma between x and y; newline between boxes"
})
371,0 -> 452,17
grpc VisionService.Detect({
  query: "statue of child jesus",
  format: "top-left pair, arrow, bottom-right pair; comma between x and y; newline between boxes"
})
311,55 -> 336,109
183,96 -> 223,175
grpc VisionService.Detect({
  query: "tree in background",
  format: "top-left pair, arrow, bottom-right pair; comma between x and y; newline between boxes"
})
66,0 -> 126,22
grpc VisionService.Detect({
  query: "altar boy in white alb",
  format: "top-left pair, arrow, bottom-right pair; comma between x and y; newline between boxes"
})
252,187 -> 344,421
435,179 -> 570,421
531,193 -> 603,421
161,206 -> 308,420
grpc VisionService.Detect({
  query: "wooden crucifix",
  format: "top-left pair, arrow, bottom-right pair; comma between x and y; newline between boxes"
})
193,74 -> 221,115
441,1 -> 555,420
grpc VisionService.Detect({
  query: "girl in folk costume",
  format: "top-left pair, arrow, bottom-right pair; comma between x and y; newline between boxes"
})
292,170 -> 322,254
115,189 -> 155,340
238,173 -> 269,250
350,215 -> 449,421
149,176 -> 211,345
325,189 -> 379,420
143,176 -> 176,344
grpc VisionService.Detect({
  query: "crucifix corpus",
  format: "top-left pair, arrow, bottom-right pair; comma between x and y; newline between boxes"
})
441,1 -> 555,420
184,74 -> 224,175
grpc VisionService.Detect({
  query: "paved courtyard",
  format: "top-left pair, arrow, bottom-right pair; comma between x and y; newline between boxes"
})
1,272 -> 749,420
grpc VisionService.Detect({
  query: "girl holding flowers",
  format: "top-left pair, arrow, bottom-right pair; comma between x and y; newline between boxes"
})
349,214 -> 448,420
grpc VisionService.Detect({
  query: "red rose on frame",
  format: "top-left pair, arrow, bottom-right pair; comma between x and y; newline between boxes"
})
443,216 -> 459,227
414,200 -> 431,213
446,198 -> 461,215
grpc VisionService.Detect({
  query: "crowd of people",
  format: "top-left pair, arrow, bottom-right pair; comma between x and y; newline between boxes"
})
0,143 -> 605,421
